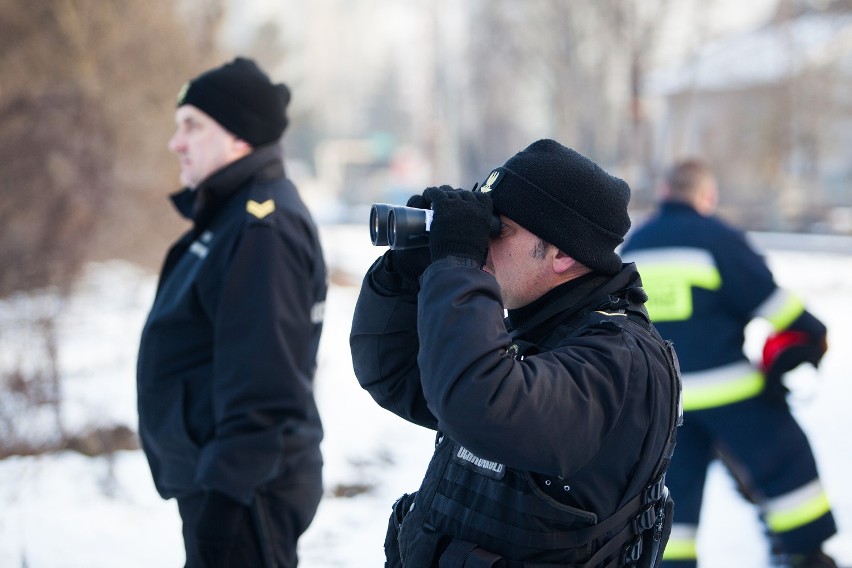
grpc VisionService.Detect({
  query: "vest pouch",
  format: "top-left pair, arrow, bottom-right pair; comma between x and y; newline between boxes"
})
398,435 -> 625,567
386,492 -> 417,568
398,435 -> 457,566
439,540 -> 506,568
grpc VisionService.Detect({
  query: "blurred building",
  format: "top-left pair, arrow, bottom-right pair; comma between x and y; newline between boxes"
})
646,3 -> 852,233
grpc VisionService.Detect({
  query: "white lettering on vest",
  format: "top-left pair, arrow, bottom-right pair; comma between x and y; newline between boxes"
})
456,446 -> 505,475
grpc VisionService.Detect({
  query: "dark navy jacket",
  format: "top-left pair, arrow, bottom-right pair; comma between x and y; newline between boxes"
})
137,144 -> 326,505
621,201 -> 822,411
350,255 -> 679,565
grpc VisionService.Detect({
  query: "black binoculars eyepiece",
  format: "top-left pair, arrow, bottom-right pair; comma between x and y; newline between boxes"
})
369,203 -> 500,250
369,204 -> 432,249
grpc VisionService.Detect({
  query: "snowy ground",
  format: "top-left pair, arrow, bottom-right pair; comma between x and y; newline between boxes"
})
0,225 -> 850,567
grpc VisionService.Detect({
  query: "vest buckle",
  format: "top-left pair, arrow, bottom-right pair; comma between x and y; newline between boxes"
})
634,503 -> 657,533
622,535 -> 643,564
644,476 -> 665,503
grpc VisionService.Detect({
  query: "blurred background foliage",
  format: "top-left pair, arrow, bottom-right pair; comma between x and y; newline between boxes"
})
1,0 -> 851,295
0,0 -> 225,452
1,0 -> 851,456
0,0 -> 226,293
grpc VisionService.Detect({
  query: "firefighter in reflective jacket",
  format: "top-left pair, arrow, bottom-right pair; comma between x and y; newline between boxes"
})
621,159 -> 836,568
351,140 -> 681,567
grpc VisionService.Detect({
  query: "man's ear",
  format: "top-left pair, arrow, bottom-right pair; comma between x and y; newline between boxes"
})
552,248 -> 592,278
552,248 -> 576,274
233,138 -> 253,156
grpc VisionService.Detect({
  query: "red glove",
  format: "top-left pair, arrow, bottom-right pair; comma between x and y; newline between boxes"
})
761,329 -> 827,400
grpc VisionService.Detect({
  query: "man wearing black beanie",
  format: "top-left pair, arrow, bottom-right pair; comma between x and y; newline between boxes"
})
138,58 -> 326,567
351,139 -> 682,567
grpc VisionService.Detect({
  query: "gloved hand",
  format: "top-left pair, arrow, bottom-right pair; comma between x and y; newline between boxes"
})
761,328 -> 827,400
423,185 -> 494,266
194,490 -> 252,566
385,193 -> 433,285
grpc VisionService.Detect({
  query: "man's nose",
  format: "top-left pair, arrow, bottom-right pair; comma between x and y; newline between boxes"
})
168,132 -> 183,153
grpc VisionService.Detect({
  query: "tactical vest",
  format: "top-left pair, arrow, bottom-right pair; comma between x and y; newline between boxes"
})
394,301 -> 681,568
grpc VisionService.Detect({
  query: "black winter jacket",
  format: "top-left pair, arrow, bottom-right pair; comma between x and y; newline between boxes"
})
137,144 -> 326,505
350,255 -> 680,565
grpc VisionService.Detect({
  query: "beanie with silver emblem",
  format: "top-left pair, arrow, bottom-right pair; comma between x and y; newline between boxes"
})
479,139 -> 631,275
176,57 -> 290,147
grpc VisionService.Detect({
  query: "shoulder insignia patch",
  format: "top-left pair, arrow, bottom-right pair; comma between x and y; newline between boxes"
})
247,199 -> 275,219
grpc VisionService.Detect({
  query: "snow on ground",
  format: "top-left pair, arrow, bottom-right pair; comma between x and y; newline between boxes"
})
0,225 -> 850,567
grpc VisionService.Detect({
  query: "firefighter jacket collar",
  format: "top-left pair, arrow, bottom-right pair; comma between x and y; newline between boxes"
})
660,200 -> 700,216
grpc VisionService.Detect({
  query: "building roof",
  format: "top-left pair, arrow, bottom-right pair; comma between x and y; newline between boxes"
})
647,12 -> 852,95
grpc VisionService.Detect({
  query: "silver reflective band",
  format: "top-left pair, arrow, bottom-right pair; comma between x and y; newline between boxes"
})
310,301 -> 325,324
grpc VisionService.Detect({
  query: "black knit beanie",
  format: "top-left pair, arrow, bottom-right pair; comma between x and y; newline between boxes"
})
480,139 -> 631,275
176,57 -> 290,147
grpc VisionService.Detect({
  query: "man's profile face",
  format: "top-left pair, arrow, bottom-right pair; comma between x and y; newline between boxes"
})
168,105 -> 247,189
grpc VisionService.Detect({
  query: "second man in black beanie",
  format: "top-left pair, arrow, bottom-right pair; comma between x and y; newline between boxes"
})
352,140 -> 680,566
482,138 -> 631,275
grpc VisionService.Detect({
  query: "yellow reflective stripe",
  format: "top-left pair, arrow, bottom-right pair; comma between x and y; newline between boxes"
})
662,540 -> 697,560
641,265 -> 721,322
770,295 -> 804,331
663,525 -> 698,560
753,288 -> 805,331
683,372 -> 763,410
681,363 -> 764,411
767,493 -> 830,532
625,248 -> 721,322
764,483 -> 831,533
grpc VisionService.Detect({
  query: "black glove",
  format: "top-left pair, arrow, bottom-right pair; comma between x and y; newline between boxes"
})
386,193 -> 432,285
194,490 -> 252,567
423,185 -> 493,266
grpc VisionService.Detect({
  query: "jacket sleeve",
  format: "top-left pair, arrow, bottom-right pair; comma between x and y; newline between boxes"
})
349,253 -> 439,429
416,257 -> 631,479
714,227 -> 780,317
717,227 -> 826,336
196,218 -> 323,504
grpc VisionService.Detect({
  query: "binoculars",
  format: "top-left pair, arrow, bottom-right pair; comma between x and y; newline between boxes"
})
370,203 -> 501,250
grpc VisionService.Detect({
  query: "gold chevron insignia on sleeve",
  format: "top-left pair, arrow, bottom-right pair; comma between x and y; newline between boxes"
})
246,199 -> 275,219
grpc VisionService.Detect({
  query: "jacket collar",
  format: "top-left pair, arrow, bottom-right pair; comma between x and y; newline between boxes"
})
506,263 -> 645,340
169,142 -> 285,225
660,201 -> 698,215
